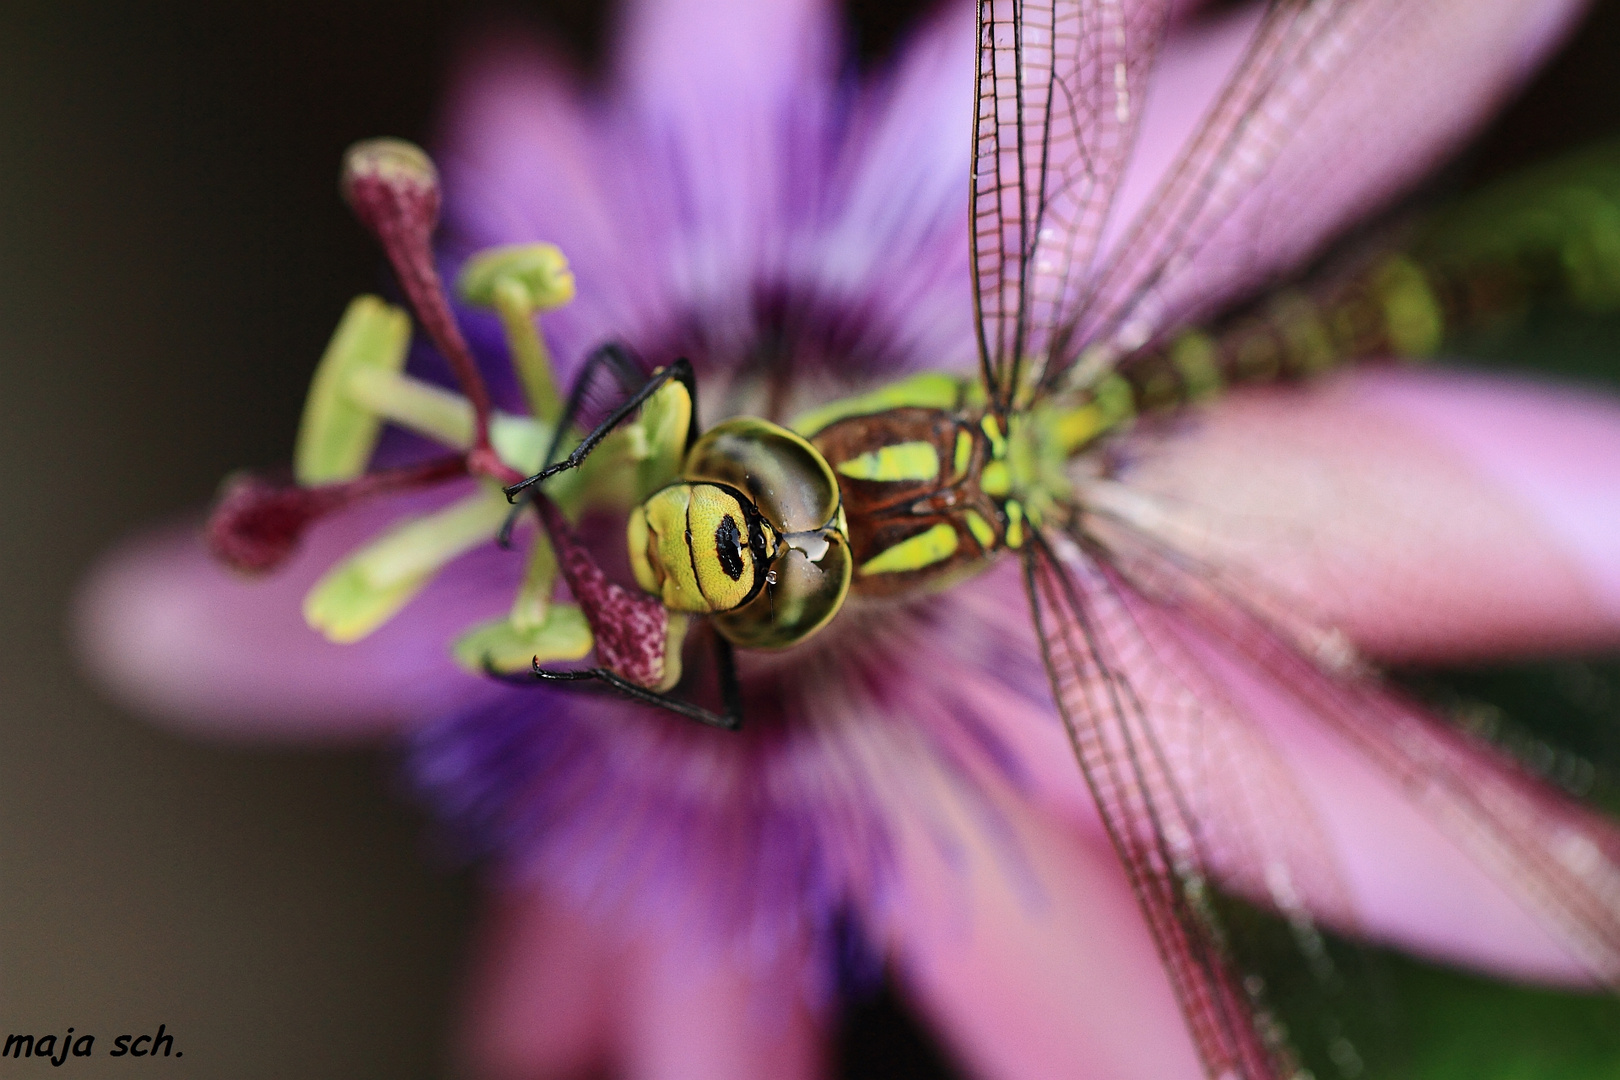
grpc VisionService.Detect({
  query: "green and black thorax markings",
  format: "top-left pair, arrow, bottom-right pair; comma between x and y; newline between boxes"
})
793,373 -> 1054,599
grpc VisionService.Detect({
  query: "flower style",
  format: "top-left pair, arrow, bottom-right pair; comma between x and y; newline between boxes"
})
76,0 -> 1620,1078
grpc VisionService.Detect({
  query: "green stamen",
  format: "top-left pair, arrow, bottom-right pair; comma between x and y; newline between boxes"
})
294,296 -> 412,484
341,366 -> 550,473
344,366 -> 474,448
509,533 -> 559,631
304,483 -> 511,643
453,604 -> 592,675
457,243 -> 576,424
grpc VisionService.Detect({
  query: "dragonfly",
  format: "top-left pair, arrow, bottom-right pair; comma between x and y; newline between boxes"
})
211,2 -> 1620,1077
483,6 -> 1620,1078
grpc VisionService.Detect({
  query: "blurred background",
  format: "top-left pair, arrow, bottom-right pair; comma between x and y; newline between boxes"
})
4,1 -> 1620,1077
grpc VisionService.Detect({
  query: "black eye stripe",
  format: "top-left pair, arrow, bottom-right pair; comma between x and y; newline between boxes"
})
714,515 -> 746,581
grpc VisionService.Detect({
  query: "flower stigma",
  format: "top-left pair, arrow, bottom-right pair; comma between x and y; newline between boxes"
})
204,138 -> 666,678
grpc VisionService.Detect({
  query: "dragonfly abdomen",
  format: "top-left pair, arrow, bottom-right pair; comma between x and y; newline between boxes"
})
1114,254 -> 1444,415
1110,137 -> 1620,419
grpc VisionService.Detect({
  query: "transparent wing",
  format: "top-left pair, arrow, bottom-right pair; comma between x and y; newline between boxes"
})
972,0 -> 1172,412
1024,532 -> 1308,1080
1079,506 -> 1620,985
1026,494 -> 1620,1076
1044,0 -> 1579,387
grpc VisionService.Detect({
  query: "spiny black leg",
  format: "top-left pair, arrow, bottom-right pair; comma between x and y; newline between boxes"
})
481,658 -> 546,685
713,634 -> 743,725
530,663 -> 742,731
540,340 -> 649,472
519,622 -> 744,731
505,356 -> 698,502
497,341 -> 665,545
495,495 -> 528,549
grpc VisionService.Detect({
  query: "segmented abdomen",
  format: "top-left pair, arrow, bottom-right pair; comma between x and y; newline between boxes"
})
1112,138 -> 1620,415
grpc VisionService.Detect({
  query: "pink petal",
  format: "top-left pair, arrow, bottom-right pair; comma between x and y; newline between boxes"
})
73,488 -> 517,742
1097,0 -> 1587,336
876,771 -> 1205,1080
618,932 -> 825,1080
1201,641 -> 1597,983
1122,366 -> 1620,663
455,888 -> 618,1079
1363,368 -> 1620,629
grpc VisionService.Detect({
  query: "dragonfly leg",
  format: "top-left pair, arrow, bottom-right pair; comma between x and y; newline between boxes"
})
497,342 -> 695,546
531,633 -> 743,732
539,340 -> 652,470
504,352 -> 698,501
481,651 -> 743,731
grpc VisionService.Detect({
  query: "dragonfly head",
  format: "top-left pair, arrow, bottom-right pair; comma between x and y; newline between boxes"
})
628,417 -> 852,650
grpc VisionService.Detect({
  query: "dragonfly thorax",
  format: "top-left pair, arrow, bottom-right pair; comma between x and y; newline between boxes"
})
804,386 -> 1052,600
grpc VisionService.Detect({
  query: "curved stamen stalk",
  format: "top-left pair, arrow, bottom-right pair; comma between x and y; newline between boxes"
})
340,139 -> 522,485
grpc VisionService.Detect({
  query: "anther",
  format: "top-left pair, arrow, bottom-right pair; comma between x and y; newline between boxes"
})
295,295 -> 412,485
340,138 -> 519,485
457,243 -> 575,425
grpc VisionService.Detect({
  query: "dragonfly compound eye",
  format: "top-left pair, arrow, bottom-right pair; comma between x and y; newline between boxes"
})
628,416 -> 854,650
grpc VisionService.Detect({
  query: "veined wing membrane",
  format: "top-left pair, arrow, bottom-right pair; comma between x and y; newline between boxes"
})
1071,0 -> 1368,358
972,0 -> 1171,412
1024,533 -> 1305,1080
1048,0 -> 1578,387
1084,509 -> 1620,985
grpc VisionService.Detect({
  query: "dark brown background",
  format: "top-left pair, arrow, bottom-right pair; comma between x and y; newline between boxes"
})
3,1 -> 1620,1077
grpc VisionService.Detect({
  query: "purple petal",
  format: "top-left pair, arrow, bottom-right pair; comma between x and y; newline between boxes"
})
438,0 -> 981,399
409,569 -> 1059,989
436,40 -> 643,375
441,0 -> 849,378
74,488 -> 518,742
805,1 -> 979,379
612,0 -> 841,301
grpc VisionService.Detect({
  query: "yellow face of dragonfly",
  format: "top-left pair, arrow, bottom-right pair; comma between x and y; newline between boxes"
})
630,482 -> 772,615
627,417 -> 853,650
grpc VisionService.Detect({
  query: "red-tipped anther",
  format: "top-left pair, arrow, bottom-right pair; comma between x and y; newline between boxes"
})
340,139 -> 518,484
206,456 -> 468,573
